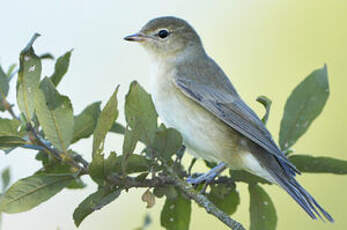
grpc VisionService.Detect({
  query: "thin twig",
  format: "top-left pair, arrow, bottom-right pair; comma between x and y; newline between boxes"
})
162,162 -> 245,230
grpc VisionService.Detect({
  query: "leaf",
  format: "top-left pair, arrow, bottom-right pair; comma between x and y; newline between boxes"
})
39,53 -> 54,60
104,151 -> 118,178
152,128 -> 182,161
50,51 -> 72,86
121,127 -> 139,174
1,168 -> 10,191
256,95 -> 272,125
154,186 -> 178,199
249,184 -> 277,230
16,33 -> 42,121
89,153 -> 105,185
0,66 -> 9,102
112,154 -> 153,174
0,174 -> 74,213
0,119 -> 22,137
0,136 -> 26,148
125,81 -> 158,145
35,151 -> 49,165
160,191 -> 191,230
73,188 -> 121,227
35,159 -> 85,189
207,183 -> 240,215
6,64 -> 17,78
110,122 -> 125,135
90,87 -> 119,185
92,87 -> 119,157
289,154 -> 347,174
34,78 -> 74,153
279,65 -> 329,151
72,102 -> 101,143
229,170 -> 271,185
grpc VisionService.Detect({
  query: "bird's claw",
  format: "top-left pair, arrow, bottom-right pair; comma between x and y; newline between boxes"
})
186,171 -> 219,185
186,162 -> 228,186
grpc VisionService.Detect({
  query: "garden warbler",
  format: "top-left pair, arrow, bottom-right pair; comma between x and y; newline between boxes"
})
124,16 -> 333,222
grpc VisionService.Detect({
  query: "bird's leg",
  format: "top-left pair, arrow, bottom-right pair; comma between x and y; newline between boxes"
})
187,162 -> 228,185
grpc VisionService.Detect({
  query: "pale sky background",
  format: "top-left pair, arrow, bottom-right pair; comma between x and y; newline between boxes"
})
1,0 -> 347,230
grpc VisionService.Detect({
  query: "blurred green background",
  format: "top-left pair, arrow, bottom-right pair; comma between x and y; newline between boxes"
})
0,0 -> 346,229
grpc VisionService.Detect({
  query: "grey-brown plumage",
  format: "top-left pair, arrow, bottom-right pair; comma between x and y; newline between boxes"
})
124,16 -> 333,222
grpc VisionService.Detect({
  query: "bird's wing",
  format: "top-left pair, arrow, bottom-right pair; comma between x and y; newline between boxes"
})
173,77 -> 299,175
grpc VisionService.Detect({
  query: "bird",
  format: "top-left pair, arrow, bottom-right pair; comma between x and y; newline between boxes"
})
124,16 -> 333,222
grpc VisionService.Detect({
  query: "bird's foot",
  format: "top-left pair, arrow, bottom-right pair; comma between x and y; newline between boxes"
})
186,162 -> 227,185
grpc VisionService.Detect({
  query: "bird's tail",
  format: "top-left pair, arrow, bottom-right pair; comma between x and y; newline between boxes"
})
248,146 -> 334,222
269,165 -> 334,222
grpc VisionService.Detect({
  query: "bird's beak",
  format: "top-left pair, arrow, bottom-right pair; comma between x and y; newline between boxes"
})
124,32 -> 147,42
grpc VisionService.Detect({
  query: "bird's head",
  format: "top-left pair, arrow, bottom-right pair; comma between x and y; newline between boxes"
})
124,16 -> 204,60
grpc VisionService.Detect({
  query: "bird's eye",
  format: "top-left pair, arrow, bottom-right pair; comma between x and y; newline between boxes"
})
158,29 -> 169,39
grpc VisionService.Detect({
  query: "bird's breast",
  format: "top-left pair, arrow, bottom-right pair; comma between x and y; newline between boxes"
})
149,62 -> 243,164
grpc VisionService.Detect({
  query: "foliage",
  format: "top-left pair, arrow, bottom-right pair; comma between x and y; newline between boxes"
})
0,35 -> 346,230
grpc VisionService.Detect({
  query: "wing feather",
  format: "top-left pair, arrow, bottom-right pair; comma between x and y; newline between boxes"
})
174,78 -> 299,175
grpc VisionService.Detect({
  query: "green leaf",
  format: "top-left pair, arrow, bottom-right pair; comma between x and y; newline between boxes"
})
112,154 -> 153,174
35,159 -> 85,189
35,151 -> 49,165
0,174 -> 74,213
16,33 -> 42,121
34,78 -> 74,153
204,160 -> 217,169
160,191 -> 191,230
279,65 -> 329,151
0,119 -> 22,137
125,81 -> 157,145
154,186 -> 178,199
39,53 -> 54,60
207,183 -> 240,215
289,154 -> 347,174
50,51 -> 72,86
0,136 -> 26,148
1,167 -> 10,191
104,151 -> 118,177
0,66 -> 9,102
109,122 -> 125,135
152,128 -> 182,161
6,64 -> 17,78
90,87 -> 119,185
256,95 -> 272,125
229,170 -> 271,185
249,184 -> 277,230
73,188 -> 121,227
66,178 -> 86,189
72,102 -> 101,143
92,87 -> 119,157
121,127 -> 139,174
88,152 -> 105,185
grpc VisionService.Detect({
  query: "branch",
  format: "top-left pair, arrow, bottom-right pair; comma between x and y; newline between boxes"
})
2,98 -> 89,174
26,123 -> 88,174
108,174 -> 236,188
168,168 -> 245,230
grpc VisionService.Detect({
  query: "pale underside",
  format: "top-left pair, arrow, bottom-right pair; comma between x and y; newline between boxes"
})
149,59 -> 275,183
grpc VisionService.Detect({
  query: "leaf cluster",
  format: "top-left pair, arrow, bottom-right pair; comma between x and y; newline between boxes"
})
0,35 -> 346,230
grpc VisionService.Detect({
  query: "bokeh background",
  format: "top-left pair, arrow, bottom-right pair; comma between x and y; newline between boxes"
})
0,0 -> 346,229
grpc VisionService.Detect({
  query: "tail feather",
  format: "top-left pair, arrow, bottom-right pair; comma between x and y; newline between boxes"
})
249,145 -> 334,222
